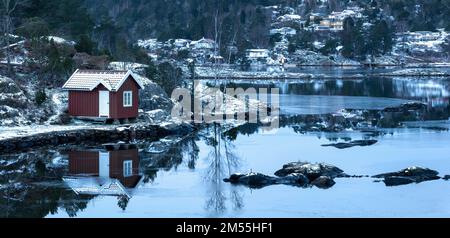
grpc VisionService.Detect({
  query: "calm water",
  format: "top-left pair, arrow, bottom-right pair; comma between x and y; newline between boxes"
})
2,73 -> 450,218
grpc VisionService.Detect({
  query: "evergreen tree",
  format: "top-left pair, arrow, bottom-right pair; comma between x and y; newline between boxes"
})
368,20 -> 394,56
75,34 -> 95,55
341,17 -> 357,58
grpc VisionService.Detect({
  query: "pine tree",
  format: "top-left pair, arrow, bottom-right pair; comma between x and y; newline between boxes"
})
75,34 -> 95,55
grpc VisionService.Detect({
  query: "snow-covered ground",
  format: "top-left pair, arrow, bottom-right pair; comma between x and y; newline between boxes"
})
0,125 -> 102,140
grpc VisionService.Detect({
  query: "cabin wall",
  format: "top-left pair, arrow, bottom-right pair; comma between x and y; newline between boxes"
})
69,90 -> 99,117
110,76 -> 139,119
68,151 -> 100,176
109,148 -> 140,188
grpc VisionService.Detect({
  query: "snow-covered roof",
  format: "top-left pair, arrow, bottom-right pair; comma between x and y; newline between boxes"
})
62,69 -> 145,92
246,49 -> 269,52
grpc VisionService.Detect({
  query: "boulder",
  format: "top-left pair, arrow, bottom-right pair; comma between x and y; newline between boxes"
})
322,140 -> 378,149
139,79 -> 174,112
373,166 -> 441,186
274,162 -> 345,180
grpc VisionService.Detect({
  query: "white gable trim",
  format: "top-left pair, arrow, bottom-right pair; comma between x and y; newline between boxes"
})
114,70 -> 146,91
90,80 -> 113,91
62,68 -> 80,89
62,69 -> 145,91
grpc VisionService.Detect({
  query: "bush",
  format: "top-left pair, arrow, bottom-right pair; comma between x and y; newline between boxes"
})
35,89 -> 47,106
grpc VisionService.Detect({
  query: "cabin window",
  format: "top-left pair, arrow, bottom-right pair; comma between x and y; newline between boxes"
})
123,91 -> 133,107
123,160 -> 133,177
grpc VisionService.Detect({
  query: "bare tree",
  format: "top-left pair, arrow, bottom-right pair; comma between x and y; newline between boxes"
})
1,0 -> 27,74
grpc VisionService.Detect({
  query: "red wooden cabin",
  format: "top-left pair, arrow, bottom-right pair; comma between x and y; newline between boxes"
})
63,69 -> 145,120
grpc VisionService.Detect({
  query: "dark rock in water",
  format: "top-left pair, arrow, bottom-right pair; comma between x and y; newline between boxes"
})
235,173 -> 277,188
383,102 -> 427,113
322,140 -> 378,149
443,175 -> 450,181
337,174 -> 369,178
225,162 -> 350,189
423,127 -> 449,132
274,162 -> 345,180
224,172 -> 310,189
276,173 -> 310,186
224,173 -> 277,189
383,177 -> 417,186
373,167 -> 441,186
311,176 -> 336,189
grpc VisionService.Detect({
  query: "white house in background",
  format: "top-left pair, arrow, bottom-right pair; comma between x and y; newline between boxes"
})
277,14 -> 302,23
246,49 -> 270,60
270,27 -> 297,36
314,25 -> 332,32
309,12 -> 326,22
190,37 -> 216,50
137,38 -> 162,50
316,7 -> 365,32
173,39 -> 191,48
402,31 -> 444,42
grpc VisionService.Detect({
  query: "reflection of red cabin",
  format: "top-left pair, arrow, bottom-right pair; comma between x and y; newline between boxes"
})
62,70 -> 145,120
68,146 -> 142,188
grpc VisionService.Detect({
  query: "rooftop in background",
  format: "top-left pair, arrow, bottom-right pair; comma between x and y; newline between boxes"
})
62,69 -> 145,92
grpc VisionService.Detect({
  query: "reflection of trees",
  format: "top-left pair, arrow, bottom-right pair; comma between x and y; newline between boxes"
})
117,195 -> 129,211
224,123 -> 260,140
203,123 -> 243,215
139,134 -> 200,183
0,151 -> 93,218
0,186 -> 93,218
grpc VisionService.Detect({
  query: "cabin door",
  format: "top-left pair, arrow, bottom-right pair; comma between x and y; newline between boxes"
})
99,91 -> 110,117
99,152 -> 110,178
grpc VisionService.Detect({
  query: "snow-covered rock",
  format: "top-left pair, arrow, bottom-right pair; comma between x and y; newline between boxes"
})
138,76 -> 174,113
46,36 -> 76,46
0,76 -> 31,126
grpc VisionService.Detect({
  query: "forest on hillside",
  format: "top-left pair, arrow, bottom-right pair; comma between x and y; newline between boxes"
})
2,0 -> 449,59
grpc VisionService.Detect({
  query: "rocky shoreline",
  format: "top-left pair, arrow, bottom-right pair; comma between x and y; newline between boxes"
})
195,66 -> 450,80
0,123 -> 195,154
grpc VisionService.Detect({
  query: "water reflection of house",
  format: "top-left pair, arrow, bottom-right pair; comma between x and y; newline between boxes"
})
63,144 -> 143,198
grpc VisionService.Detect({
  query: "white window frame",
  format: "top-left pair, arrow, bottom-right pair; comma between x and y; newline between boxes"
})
123,160 -> 133,177
123,91 -> 133,107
